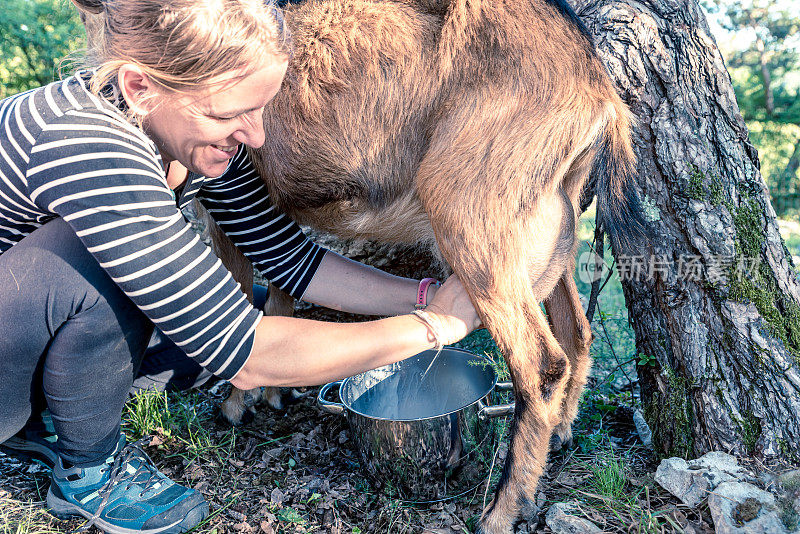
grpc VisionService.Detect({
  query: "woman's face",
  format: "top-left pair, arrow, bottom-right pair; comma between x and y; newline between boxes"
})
144,59 -> 288,178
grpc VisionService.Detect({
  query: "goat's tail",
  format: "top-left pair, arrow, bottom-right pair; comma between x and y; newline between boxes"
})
594,100 -> 650,254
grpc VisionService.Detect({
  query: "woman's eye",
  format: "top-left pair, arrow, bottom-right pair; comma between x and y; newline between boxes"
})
214,115 -> 238,122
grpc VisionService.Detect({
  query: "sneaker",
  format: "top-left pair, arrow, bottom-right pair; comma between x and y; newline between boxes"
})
0,419 -> 59,469
47,437 -> 208,534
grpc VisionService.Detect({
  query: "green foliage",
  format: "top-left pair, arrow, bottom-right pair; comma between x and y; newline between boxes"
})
637,353 -> 657,367
276,507 -> 306,524
746,121 -> 800,217
705,0 -> 800,215
0,0 -> 85,98
707,0 -> 800,120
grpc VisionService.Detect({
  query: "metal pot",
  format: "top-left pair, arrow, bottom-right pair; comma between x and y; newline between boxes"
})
318,347 -> 514,502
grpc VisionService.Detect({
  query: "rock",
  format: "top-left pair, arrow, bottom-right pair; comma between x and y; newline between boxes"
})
270,487 -> 285,506
707,481 -> 787,534
655,452 -> 743,507
519,498 -> 540,531
688,452 -> 745,486
545,502 -> 602,534
655,457 -> 712,507
633,409 -> 653,449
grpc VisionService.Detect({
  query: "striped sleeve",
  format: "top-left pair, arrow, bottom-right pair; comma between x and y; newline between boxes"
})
25,110 -> 261,380
197,149 -> 326,299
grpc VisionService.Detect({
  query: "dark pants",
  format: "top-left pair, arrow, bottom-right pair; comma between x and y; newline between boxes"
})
0,218 -> 266,467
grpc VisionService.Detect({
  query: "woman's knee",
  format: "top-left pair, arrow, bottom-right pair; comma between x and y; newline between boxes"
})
11,218 -> 121,298
0,217 -> 153,359
0,408 -> 31,443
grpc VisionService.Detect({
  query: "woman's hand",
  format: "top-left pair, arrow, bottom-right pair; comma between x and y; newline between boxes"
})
232,274 -> 482,391
423,275 -> 482,345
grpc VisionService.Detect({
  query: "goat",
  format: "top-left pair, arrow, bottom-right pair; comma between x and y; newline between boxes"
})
84,0 -> 644,530
216,0 -> 644,531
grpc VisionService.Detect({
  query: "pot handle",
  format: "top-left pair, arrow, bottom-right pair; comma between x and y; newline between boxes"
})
478,382 -> 515,419
317,381 -> 345,415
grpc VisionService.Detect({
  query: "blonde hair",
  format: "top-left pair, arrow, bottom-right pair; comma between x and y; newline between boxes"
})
71,0 -> 290,119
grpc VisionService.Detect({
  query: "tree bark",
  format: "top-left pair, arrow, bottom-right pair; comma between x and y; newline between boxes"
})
572,0 -> 800,459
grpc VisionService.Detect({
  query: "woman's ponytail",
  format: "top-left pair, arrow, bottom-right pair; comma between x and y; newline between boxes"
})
69,0 -> 104,15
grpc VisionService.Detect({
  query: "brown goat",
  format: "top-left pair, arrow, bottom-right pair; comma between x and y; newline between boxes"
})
218,0 -> 644,531
85,0 -> 644,531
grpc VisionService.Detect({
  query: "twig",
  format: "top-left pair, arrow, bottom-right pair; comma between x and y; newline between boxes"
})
595,302 -> 635,387
596,257 -> 617,296
586,218 -> 605,323
549,447 -> 579,483
483,435 -> 504,510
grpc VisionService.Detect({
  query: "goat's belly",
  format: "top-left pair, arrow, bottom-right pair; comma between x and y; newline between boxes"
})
290,192 -> 434,244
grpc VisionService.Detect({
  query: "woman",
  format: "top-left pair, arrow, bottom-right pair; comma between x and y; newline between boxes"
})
0,0 -> 481,532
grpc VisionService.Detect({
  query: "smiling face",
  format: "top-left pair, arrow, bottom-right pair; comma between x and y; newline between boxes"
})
142,59 -> 288,178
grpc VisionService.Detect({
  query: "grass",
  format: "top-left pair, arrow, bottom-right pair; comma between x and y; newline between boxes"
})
124,388 -> 175,440
125,388 -> 233,465
7,208 -> 797,534
587,447 -> 629,500
0,493 -> 62,534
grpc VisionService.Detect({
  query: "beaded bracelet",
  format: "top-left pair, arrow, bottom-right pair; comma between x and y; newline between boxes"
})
411,308 -> 445,350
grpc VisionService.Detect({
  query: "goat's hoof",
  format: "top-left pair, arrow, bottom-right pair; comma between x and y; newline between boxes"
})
239,408 -> 255,426
549,432 -> 574,453
263,388 -> 285,411
217,406 -> 255,427
520,498 -> 541,527
287,388 -> 311,404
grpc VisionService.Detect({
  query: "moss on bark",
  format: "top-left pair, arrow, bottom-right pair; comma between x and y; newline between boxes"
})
643,367 -> 694,458
727,190 -> 800,363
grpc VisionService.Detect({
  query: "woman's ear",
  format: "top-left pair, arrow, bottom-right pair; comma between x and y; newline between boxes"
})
117,64 -> 158,118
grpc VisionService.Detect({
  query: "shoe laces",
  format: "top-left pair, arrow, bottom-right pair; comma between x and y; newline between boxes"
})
77,437 -> 162,532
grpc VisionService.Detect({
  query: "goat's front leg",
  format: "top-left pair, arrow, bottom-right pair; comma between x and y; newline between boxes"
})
219,284 -> 296,425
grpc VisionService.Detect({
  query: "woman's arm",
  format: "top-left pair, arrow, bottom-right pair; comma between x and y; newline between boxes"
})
300,251 -> 437,316
230,274 -> 478,390
199,152 -> 438,315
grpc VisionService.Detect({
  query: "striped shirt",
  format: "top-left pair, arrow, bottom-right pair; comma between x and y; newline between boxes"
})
0,71 -> 326,379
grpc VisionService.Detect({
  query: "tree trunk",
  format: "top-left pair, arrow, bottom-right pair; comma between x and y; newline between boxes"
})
785,141 -> 800,183
755,36 -> 775,116
775,139 -> 800,215
572,0 -> 800,459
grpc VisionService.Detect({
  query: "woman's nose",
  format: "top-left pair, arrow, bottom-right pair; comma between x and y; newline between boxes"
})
234,111 -> 266,148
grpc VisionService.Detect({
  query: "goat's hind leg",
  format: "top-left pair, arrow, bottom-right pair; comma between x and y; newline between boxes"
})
543,273 -> 593,451
420,187 -> 575,533
205,197 -> 297,424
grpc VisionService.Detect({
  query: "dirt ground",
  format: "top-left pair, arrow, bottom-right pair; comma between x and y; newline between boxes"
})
0,389 -> 710,534
0,310 -> 709,534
